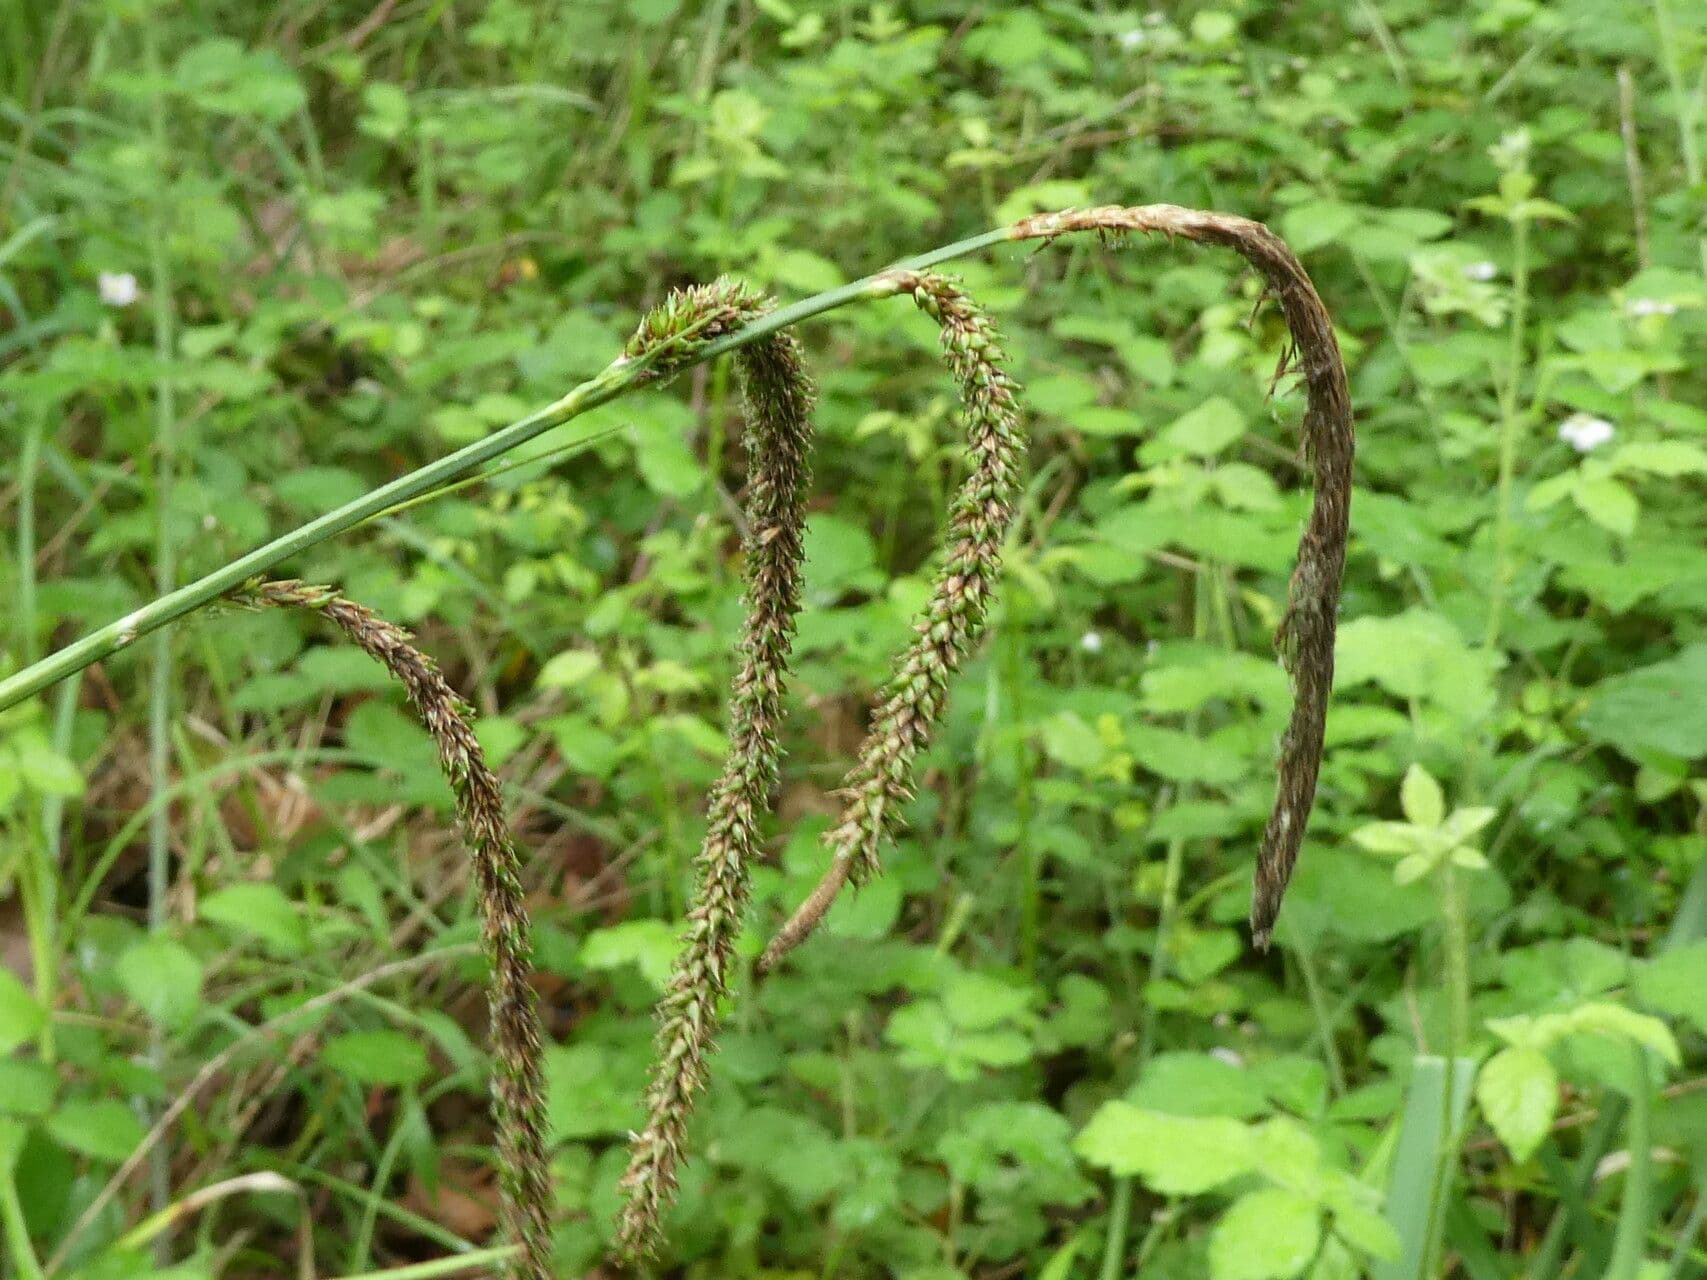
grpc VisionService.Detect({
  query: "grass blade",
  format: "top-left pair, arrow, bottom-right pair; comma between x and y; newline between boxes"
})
1374,1054 -> 1476,1280
1604,1048 -> 1654,1280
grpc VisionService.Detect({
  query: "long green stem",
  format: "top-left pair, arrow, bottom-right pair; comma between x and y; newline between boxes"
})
16,420 -> 55,1064
1009,629 -> 1039,977
1484,215 -> 1530,654
1285,912 -> 1348,1096
143,21 -> 176,1237
1426,864 -> 1474,1278
1441,863 -> 1471,1054
1605,1049 -> 1653,1280
1097,1173 -> 1134,1280
16,419 -> 39,660
1652,0 -> 1707,278
0,1168 -> 45,1280
0,360 -> 622,713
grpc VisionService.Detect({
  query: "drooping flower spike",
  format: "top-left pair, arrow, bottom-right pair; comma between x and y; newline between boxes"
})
615,283 -> 816,1259
1007,204 -> 1353,949
759,270 -> 1026,975
228,580 -> 552,1280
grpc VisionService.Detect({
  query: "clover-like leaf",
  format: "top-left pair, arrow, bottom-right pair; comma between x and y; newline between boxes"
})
1440,806 -> 1497,844
1350,822 -> 1427,857
1400,764 -> 1445,828
1394,853 -> 1436,886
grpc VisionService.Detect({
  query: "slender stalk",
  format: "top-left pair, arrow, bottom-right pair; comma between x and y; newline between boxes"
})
1102,816 -> 1188,1280
1617,65 -> 1652,269
1097,1174 -> 1134,1280
1286,913 -> 1348,1097
1440,863 -> 1472,1056
0,362 -> 639,712
1605,1049 -> 1653,1280
0,1172 -> 45,1280
16,418 -> 39,660
1651,0 -> 1707,278
1421,866 -> 1475,1279
1009,629 -> 1039,977
23,676 -> 83,1069
16,421 -> 59,1064
1484,215 -> 1530,653
143,21 -> 176,1238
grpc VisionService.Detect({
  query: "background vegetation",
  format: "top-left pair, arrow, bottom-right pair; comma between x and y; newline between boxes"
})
4,0 -> 1707,1276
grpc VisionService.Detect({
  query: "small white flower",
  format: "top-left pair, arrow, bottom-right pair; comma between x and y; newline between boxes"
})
1118,28 -> 1146,49
1144,10 -> 1166,24
1080,630 -> 1104,654
1210,1046 -> 1245,1068
1461,260 -> 1498,282
1558,413 -> 1615,453
1490,127 -> 1532,170
98,271 -> 140,307
1626,297 -> 1677,318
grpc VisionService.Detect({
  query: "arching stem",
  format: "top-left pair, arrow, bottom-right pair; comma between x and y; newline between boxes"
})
0,204 -> 1352,952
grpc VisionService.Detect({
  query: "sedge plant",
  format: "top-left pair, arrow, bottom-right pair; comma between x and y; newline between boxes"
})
6,203 -> 1354,1270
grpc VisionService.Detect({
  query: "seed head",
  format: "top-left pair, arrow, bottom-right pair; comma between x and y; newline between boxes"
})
615,288 -> 816,1261
761,272 -> 1025,973
228,580 -> 553,1280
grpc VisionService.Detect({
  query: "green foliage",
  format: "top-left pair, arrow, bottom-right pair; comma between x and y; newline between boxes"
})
4,0 -> 1707,1276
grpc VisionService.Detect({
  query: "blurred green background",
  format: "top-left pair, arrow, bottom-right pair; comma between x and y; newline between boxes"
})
4,0 -> 1707,1276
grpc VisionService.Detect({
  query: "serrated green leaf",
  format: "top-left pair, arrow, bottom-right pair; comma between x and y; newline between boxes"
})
1210,1187 -> 1321,1280
1074,1102 -> 1252,1193
1476,1046 -> 1556,1162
